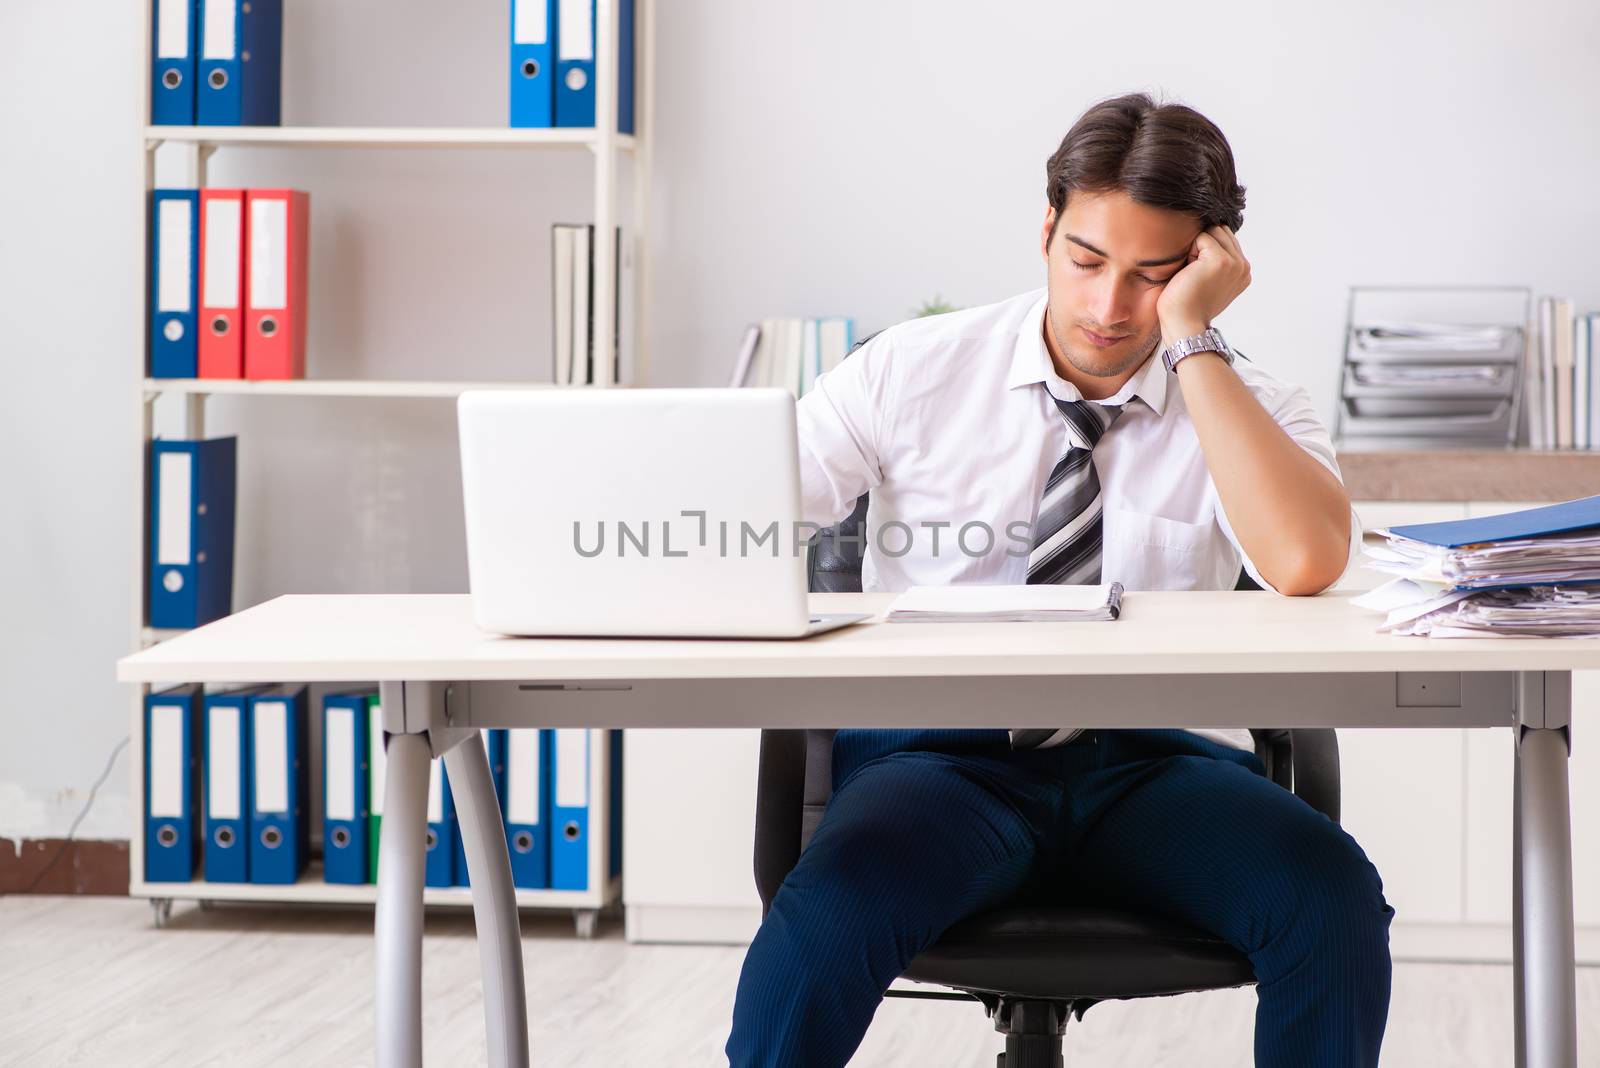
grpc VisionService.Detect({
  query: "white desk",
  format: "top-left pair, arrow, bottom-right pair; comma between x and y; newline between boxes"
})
119,591 -> 1593,1068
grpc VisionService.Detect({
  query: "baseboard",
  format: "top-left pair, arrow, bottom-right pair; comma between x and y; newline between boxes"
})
624,903 -> 761,945
1390,922 -> 1600,965
615,910 -> 1600,964
1,838 -> 129,895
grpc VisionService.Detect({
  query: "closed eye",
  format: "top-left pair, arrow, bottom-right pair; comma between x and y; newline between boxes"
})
1071,259 -> 1176,286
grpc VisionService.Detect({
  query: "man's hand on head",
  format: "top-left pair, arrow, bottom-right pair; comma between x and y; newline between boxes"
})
1155,225 -> 1252,345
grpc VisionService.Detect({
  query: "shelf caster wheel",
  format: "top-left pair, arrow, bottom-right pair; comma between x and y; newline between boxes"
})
151,898 -> 173,928
574,909 -> 599,940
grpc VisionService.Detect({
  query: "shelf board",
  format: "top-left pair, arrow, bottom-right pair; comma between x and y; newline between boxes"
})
144,125 -> 636,153
143,378 -> 563,399
140,626 -> 190,648
130,872 -> 616,910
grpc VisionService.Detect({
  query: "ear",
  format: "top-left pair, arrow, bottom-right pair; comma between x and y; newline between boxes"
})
1041,206 -> 1057,261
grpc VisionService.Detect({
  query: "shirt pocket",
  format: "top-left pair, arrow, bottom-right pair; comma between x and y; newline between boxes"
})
1102,508 -> 1221,592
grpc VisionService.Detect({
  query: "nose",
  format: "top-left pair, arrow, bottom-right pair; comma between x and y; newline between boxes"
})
1087,273 -> 1135,331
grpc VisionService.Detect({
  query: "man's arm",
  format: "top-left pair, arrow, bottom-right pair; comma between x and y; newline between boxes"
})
1157,225 -> 1352,596
1175,353 -> 1353,595
795,333 -> 894,528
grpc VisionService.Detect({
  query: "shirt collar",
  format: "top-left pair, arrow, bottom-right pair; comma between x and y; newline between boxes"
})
1004,290 -> 1169,417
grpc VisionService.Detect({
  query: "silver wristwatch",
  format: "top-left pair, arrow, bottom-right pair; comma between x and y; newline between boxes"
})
1160,327 -> 1235,373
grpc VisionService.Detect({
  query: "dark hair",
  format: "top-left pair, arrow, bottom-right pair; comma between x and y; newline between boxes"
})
1045,93 -> 1246,249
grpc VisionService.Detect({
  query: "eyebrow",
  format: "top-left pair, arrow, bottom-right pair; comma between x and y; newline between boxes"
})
1065,233 -> 1189,268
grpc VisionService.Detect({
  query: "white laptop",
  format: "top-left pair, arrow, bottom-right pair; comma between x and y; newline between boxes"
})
457,388 -> 871,638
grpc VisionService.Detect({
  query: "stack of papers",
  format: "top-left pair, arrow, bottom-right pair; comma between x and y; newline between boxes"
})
1363,529 -> 1600,588
1355,580 -> 1600,639
1355,495 -> 1600,638
1353,321 -> 1515,354
1351,365 -> 1502,388
885,583 -> 1123,623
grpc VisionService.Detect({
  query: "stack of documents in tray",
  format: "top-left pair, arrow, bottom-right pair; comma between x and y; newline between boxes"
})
1352,322 -> 1516,353
885,582 -> 1123,623
1335,302 -> 1526,449
1356,496 -> 1600,638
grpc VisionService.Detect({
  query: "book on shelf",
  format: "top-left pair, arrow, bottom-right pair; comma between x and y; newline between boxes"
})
731,317 -> 855,397
1528,297 -> 1598,450
727,324 -> 761,388
551,223 -> 622,386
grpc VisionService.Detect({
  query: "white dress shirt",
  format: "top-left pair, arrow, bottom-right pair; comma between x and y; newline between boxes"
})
795,287 -> 1364,752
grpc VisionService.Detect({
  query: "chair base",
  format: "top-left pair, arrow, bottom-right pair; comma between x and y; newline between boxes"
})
985,995 -> 1074,1068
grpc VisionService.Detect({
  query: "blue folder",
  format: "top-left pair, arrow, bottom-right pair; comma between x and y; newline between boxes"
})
509,0 -> 557,127
249,686 -> 309,884
502,729 -> 550,888
554,0 -> 634,132
196,0 -> 283,126
617,0 -> 635,135
322,691 -> 373,885
148,437 -> 237,630
607,729 -> 622,882
1388,495 -> 1600,548
450,786 -> 466,885
150,189 -> 200,378
426,757 -> 457,888
550,728 -> 590,890
202,685 -> 266,883
145,685 -> 203,883
449,730 -> 509,886
488,729 -> 509,809
152,0 -> 197,125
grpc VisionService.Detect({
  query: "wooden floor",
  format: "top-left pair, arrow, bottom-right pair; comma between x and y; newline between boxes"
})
3,897 -> 1597,1066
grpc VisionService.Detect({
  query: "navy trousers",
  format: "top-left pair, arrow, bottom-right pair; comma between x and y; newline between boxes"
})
726,728 -> 1394,1067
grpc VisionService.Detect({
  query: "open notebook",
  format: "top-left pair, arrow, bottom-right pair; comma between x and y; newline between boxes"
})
885,582 -> 1124,623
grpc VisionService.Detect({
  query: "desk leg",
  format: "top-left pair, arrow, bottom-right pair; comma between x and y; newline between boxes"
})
376,732 -> 429,1068
1513,670 -> 1577,1068
443,733 -> 530,1068
1513,742 -> 1525,1068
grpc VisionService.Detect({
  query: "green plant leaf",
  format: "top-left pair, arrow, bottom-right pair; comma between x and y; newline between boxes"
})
912,294 -> 959,318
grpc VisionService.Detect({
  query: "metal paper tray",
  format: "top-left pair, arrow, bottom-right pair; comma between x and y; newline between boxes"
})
1338,399 -> 1514,437
1342,362 -> 1517,399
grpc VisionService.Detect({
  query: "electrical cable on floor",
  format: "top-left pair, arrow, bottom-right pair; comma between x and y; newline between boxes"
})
6,735 -> 130,897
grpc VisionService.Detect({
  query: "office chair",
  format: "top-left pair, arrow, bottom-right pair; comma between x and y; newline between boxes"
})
752,489 -> 1342,1067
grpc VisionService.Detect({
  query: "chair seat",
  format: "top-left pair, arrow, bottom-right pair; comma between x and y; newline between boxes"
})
900,905 -> 1256,1001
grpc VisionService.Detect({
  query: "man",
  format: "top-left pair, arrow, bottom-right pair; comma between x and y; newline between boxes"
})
725,93 -> 1392,1067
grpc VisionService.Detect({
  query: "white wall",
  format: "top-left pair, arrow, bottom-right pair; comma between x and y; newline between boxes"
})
3,0 -> 1600,839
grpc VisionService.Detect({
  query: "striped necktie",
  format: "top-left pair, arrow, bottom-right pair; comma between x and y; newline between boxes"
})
1024,395 -> 1126,585
1010,392 -> 1126,751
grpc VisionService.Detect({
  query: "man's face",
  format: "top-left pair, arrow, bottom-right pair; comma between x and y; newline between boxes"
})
1040,189 -> 1202,384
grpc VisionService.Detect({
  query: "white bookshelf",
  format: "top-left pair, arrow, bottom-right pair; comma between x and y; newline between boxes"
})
133,870 -> 622,911
134,714 -> 623,932
142,378 -> 563,399
130,1 -> 655,933
144,125 -> 638,152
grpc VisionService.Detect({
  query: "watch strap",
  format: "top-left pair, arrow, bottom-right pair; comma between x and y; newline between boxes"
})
1161,327 -> 1233,372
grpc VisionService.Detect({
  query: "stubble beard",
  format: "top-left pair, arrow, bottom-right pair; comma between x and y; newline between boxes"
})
1046,302 -> 1162,382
